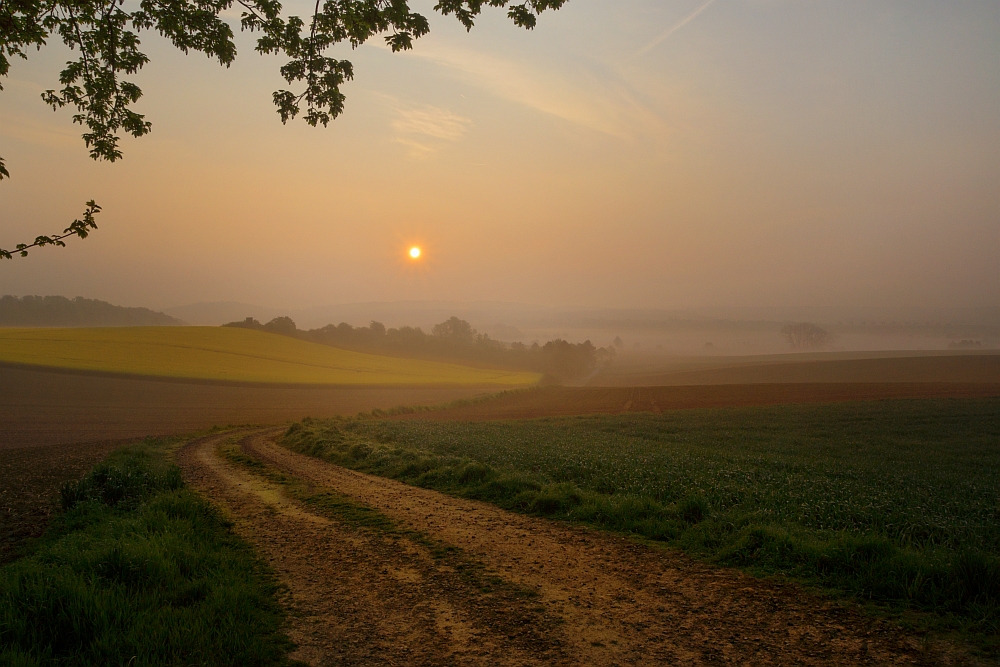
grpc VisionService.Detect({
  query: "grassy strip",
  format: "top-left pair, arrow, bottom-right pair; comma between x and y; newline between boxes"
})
280,399 -> 1000,653
0,437 -> 298,667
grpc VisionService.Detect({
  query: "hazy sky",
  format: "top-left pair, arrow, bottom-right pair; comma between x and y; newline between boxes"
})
2,0 -> 998,315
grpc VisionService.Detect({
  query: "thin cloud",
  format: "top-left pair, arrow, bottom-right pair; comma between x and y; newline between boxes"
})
631,0 -> 716,59
0,113 -> 79,149
379,95 -> 472,157
382,40 -> 665,140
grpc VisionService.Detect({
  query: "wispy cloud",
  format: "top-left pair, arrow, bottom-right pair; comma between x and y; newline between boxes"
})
379,95 -> 472,157
631,0 -> 716,59
376,41 -> 666,140
0,112 -> 79,149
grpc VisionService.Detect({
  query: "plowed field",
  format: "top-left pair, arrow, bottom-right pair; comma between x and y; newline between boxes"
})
590,352 -> 1000,386
398,382 -> 1000,421
0,365 -> 501,450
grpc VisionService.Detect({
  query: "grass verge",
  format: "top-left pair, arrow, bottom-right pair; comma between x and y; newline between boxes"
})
0,437 -> 298,667
280,398 -> 1000,654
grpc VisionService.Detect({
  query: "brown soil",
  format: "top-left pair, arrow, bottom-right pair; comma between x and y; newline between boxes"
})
589,353 -> 1000,387
0,364 -> 501,449
0,439 -> 132,562
178,429 -> 978,666
396,383 -> 1000,421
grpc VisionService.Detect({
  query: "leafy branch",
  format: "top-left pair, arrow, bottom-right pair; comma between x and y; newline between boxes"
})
1,201 -> 101,259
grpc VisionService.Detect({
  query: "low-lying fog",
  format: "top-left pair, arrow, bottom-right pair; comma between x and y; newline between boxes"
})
162,300 -> 1000,357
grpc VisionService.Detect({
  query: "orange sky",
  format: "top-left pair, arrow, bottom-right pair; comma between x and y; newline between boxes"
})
1,0 -> 998,317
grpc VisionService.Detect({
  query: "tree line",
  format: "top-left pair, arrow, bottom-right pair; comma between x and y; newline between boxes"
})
224,315 -> 613,383
0,295 -> 183,327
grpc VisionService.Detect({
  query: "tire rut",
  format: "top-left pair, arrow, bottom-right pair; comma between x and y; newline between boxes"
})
178,431 -> 566,667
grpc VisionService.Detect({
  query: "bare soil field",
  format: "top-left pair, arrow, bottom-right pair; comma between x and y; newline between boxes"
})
398,382 -> 1000,421
0,364 -> 502,450
590,352 -> 1000,387
177,429 -> 976,666
0,438 -> 132,562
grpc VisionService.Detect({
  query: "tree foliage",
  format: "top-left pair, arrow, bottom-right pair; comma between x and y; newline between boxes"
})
1,0 -> 567,257
781,322 -> 832,350
225,314 -> 613,382
0,293 -> 184,325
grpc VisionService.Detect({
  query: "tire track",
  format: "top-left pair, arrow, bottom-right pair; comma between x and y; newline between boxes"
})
178,431 -> 567,667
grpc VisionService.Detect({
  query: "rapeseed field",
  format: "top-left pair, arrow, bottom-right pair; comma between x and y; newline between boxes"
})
0,327 -> 540,385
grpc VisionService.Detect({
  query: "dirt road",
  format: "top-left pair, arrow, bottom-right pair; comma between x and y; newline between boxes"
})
178,430 -> 972,666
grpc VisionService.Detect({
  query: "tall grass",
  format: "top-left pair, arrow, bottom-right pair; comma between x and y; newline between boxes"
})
0,440 -> 296,667
282,398 -> 1000,649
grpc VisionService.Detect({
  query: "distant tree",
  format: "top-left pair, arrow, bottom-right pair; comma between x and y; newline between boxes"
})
613,336 -> 624,350
222,317 -> 263,329
781,323 -> 832,350
0,0 -> 567,259
540,339 -> 596,381
221,312 -> 613,383
0,294 -> 183,325
595,345 -> 615,364
262,316 -> 297,336
432,316 -> 476,344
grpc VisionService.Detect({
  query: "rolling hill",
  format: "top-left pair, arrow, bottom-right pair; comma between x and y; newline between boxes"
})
0,327 -> 540,386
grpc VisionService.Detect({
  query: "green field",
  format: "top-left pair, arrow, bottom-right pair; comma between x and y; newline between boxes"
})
0,327 -> 540,385
283,398 -> 1000,649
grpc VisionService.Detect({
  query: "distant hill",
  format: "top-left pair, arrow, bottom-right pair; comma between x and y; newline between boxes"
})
0,296 -> 185,327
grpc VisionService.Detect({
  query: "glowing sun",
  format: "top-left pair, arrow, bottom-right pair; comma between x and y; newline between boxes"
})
409,246 -> 421,259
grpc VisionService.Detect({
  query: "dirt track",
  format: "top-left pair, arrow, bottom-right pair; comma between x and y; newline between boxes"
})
178,430 -> 975,666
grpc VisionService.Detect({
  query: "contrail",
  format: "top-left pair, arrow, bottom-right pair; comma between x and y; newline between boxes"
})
631,0 -> 716,59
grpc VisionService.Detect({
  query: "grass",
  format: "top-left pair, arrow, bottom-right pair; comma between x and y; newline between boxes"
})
0,327 -> 541,386
281,397 -> 1000,652
0,438 -> 299,667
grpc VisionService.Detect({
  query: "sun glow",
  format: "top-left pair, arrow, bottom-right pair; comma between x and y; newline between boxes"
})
409,246 -> 421,259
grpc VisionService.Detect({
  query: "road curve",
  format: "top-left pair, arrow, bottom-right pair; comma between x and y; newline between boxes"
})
178,429 -> 972,666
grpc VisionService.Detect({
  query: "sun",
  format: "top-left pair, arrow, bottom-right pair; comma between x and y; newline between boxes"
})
409,246 -> 421,259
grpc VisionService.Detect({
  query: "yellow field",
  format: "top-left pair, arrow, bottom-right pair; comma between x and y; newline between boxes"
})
0,327 -> 541,386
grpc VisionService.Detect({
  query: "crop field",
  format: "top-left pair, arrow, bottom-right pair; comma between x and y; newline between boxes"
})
284,397 -> 1000,648
0,327 -> 540,385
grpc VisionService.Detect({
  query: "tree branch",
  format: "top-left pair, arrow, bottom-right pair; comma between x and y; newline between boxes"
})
1,201 -> 101,259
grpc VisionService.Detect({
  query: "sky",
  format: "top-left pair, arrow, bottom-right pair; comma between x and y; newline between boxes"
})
1,0 -> 998,318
